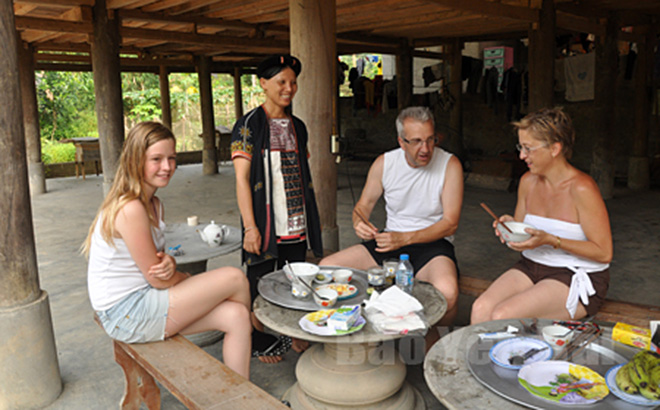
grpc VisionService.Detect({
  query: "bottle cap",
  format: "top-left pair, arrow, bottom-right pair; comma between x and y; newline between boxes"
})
400,254 -> 409,261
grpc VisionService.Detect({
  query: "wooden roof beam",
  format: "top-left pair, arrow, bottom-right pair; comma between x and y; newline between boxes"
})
556,1 -> 659,26
415,30 -> 528,47
117,8 -> 288,34
422,0 -> 538,22
119,26 -> 289,53
14,0 -> 94,7
14,16 -> 93,34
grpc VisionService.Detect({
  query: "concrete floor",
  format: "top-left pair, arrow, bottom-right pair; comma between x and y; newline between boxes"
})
30,161 -> 658,409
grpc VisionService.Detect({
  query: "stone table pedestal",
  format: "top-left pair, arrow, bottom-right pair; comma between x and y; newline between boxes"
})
255,280 -> 446,409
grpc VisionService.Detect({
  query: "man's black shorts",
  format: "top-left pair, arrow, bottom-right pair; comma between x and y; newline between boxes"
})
360,238 -> 458,275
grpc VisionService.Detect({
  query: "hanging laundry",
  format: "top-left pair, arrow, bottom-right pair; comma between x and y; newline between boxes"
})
564,52 -> 595,102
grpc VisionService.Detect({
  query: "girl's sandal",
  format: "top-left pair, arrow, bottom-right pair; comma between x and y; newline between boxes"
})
251,334 -> 292,358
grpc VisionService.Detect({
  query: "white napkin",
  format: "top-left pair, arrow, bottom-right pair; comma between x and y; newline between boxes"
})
363,286 -> 426,334
566,267 -> 596,318
363,286 -> 423,316
365,311 -> 426,334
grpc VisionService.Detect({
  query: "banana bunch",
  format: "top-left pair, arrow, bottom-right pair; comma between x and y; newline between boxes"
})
615,351 -> 660,401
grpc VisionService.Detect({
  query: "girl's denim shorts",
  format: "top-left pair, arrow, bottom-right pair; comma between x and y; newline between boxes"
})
97,286 -> 169,344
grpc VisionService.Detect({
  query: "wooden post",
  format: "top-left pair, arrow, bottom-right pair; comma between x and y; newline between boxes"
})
448,39 -> 464,160
290,0 -> 338,252
159,65 -> 172,130
527,0 -> 555,112
197,55 -> 217,175
628,25 -> 654,190
91,0 -> 124,195
16,40 -> 46,195
396,39 -> 413,111
0,0 -> 61,406
590,14 -> 619,199
233,67 -> 244,120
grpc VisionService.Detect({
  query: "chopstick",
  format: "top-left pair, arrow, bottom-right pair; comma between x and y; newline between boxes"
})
555,325 -> 601,361
480,202 -> 513,233
354,208 -> 378,231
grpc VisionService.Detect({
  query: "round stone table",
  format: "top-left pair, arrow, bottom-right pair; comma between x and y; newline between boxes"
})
254,280 -> 446,410
423,319 -> 634,410
164,222 -> 242,274
164,222 -> 241,346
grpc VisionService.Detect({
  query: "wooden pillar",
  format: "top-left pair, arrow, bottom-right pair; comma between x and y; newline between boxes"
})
159,65 -> 172,129
197,55 -> 217,175
233,67 -> 244,120
628,26 -> 655,190
0,0 -> 61,407
447,39 -> 464,160
91,0 -> 124,195
396,39 -> 413,110
590,14 -> 619,199
527,0 -> 555,112
290,0 -> 338,252
17,41 -> 46,195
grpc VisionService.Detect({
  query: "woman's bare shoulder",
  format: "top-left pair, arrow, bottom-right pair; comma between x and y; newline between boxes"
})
570,169 -> 601,197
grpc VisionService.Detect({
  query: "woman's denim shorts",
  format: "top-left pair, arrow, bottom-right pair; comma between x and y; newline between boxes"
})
97,286 -> 169,344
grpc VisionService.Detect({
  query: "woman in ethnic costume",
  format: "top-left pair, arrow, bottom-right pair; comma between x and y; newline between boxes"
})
231,54 -> 323,363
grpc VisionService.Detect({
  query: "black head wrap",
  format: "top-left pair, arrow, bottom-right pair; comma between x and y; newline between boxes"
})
256,54 -> 302,79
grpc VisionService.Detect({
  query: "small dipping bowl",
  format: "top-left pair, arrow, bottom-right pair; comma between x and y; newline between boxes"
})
496,222 -> 534,243
332,268 -> 353,284
542,325 -> 574,348
313,288 -> 338,308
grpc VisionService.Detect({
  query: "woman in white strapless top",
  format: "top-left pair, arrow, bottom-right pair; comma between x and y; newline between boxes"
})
471,108 -> 612,324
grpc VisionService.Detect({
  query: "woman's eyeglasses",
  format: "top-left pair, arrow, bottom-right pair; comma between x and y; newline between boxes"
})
516,143 -> 546,154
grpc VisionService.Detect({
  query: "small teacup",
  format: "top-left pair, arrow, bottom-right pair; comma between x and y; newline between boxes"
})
332,269 -> 353,284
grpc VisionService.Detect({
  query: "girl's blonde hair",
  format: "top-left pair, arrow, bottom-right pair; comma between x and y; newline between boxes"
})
82,121 -> 175,256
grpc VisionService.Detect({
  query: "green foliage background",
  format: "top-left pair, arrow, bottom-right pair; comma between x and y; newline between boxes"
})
37,70 -> 265,164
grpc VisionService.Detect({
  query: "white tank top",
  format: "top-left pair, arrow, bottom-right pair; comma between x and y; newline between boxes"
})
382,147 -> 453,242
87,205 -> 166,311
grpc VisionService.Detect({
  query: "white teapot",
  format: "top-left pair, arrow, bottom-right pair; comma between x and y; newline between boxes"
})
197,221 -> 228,247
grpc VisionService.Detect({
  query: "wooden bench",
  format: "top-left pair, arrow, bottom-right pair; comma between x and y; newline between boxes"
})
458,275 -> 660,327
97,318 -> 287,409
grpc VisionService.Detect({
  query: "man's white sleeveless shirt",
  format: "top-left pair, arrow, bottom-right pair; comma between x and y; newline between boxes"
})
382,147 -> 454,242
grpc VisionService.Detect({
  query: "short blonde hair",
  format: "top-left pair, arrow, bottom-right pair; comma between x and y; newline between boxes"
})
513,107 -> 575,159
82,122 -> 175,255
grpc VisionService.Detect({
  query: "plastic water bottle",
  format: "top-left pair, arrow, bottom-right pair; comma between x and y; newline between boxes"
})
395,254 -> 414,294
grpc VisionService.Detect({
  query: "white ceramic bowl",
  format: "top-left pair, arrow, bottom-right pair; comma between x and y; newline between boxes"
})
283,262 -> 320,298
313,288 -> 338,308
332,268 -> 353,284
283,262 -> 320,282
496,222 -> 534,242
542,325 -> 574,348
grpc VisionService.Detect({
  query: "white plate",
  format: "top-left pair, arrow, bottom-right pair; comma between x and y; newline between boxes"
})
298,310 -> 366,336
605,364 -> 660,406
489,337 -> 553,369
315,283 -> 358,300
518,360 -> 609,404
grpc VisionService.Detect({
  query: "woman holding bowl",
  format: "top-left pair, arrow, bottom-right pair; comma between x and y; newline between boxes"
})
231,54 -> 323,363
471,107 -> 612,324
